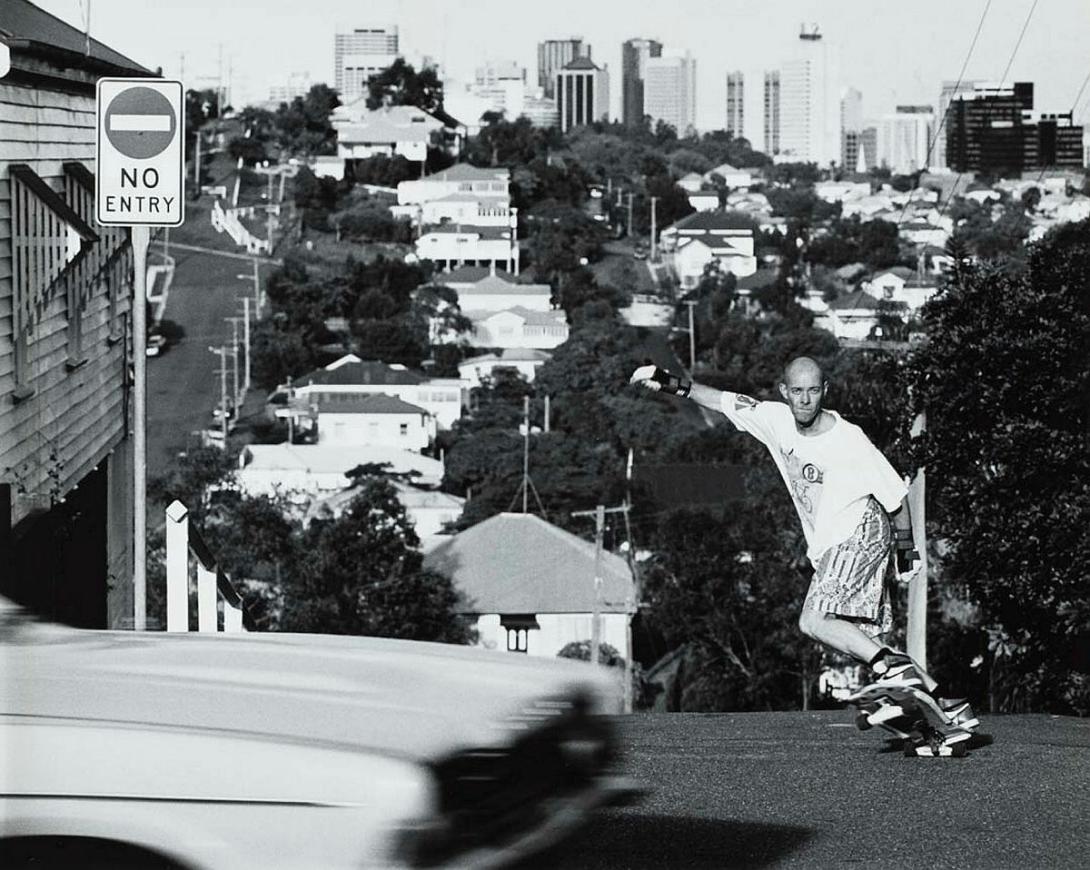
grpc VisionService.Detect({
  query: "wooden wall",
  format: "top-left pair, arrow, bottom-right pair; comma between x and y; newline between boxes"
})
0,77 -> 132,545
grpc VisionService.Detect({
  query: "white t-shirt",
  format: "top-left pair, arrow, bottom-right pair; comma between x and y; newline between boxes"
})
719,391 -> 908,563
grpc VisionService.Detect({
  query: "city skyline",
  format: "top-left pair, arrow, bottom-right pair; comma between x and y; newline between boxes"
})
30,0 -> 1090,141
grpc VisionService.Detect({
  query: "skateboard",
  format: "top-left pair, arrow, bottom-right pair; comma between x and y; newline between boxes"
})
845,681 -> 983,758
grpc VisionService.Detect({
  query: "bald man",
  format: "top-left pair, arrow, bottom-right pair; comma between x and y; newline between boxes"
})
630,357 -> 949,698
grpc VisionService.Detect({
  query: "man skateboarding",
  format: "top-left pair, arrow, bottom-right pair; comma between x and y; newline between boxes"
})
630,357 -> 977,749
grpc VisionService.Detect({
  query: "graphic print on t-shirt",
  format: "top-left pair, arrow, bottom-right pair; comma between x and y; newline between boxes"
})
779,446 -> 824,527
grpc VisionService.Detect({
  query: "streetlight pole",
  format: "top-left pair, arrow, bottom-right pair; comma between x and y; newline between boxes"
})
241,296 -> 251,393
650,196 -> 659,263
225,317 -> 241,412
683,300 -> 698,373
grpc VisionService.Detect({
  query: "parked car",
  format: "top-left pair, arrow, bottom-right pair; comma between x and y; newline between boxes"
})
0,596 -> 639,869
632,244 -> 648,260
145,333 -> 168,357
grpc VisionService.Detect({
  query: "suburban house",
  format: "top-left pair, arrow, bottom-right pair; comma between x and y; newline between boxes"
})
687,191 -> 720,213
814,181 -> 872,203
1,2 -> 149,628
237,443 -> 446,499
899,220 -> 949,247
415,222 -> 520,275
440,272 -> 553,313
814,289 -> 881,340
306,480 -> 465,550
458,348 -> 552,387
398,163 -> 510,207
331,105 -> 436,163
677,172 -> 705,194
660,211 -> 758,288
282,355 -> 467,430
467,307 -> 569,350
423,512 -> 634,657
314,393 -> 436,450
418,193 -> 514,227
705,163 -> 754,189
867,266 -> 915,300
433,264 -> 518,290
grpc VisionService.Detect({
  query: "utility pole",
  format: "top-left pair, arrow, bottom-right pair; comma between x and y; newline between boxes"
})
210,345 -> 229,443
682,299 -> 698,372
626,192 -> 634,239
522,395 -> 530,513
241,297 -> 251,392
572,503 -> 632,669
225,317 -> 242,411
650,196 -> 660,263
193,127 -> 201,196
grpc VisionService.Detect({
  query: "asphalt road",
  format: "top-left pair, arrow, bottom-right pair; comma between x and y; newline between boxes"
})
538,711 -> 1090,869
146,244 -> 263,477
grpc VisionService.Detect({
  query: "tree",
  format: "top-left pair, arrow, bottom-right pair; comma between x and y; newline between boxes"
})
274,83 -> 340,156
281,478 -> 473,642
909,219 -> 1090,713
366,58 -> 443,113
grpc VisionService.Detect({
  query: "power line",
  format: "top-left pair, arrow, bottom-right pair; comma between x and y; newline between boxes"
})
893,0 -> 993,232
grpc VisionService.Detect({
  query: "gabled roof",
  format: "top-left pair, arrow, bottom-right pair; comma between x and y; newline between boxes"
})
707,162 -> 742,176
423,513 -> 632,614
459,275 -> 552,295
292,359 -> 425,388
828,290 -> 880,311
316,394 -> 428,415
679,172 -> 704,183
460,348 -> 553,366
241,444 -> 443,481
308,480 -> 464,522
2,0 -> 151,75
425,163 -> 509,183
438,265 -> 516,284
477,307 -> 567,327
337,120 -> 430,144
666,210 -> 755,233
873,266 -> 916,281
562,56 -> 600,72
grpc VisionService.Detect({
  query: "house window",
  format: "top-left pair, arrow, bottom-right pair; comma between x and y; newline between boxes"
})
9,165 -> 98,396
501,614 -> 540,654
399,422 -> 408,436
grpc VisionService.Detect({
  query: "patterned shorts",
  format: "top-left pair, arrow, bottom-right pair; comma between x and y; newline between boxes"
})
803,498 -> 894,638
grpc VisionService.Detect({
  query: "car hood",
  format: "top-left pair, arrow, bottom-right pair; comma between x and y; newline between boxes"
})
1,617 -> 620,762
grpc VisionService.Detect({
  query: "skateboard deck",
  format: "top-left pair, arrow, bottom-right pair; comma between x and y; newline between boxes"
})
845,681 -> 980,757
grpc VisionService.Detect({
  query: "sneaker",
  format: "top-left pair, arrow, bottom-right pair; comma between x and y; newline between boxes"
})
871,651 -> 926,689
938,698 -> 980,731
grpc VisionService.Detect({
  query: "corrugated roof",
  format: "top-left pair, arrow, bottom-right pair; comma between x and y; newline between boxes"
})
2,0 -> 151,74
337,120 -> 430,143
828,289 -> 880,311
460,348 -> 553,366
427,163 -> 510,182
292,360 -> 425,388
423,513 -> 633,614
459,275 -> 552,295
241,444 -> 443,480
477,307 -> 566,327
666,211 -> 756,233
316,394 -> 428,415
438,265 -> 516,283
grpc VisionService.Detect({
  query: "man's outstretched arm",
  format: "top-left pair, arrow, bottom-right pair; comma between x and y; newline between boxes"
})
629,364 -> 725,416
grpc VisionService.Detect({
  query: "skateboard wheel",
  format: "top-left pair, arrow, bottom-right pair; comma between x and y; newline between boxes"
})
855,712 -> 872,731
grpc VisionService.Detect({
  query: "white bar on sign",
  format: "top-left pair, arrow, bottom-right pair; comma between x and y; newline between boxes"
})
110,114 -> 172,132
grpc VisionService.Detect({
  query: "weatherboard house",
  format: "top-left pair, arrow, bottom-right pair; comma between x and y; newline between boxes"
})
424,513 -> 634,657
1,0 -> 153,628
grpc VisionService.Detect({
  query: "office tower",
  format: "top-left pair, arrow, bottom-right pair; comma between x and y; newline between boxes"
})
935,80 -> 983,169
779,25 -> 840,165
763,70 -> 781,154
877,105 -> 935,174
538,38 -> 590,99
556,57 -> 610,132
726,71 -> 744,138
861,126 -> 878,170
840,87 -> 862,168
334,26 -> 399,101
622,38 -> 663,126
644,53 -> 697,134
268,72 -> 313,104
947,82 -> 1083,174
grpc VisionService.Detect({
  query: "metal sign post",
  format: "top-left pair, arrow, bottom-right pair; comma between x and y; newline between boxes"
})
96,78 -> 185,630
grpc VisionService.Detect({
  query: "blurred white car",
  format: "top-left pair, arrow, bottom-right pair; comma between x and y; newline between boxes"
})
0,597 -> 639,869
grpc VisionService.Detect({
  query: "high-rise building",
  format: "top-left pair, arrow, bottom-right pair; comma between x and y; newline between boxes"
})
878,105 -> 935,174
946,82 -> 1083,175
621,38 -> 663,126
763,70 -> 781,154
645,53 -> 697,135
779,25 -> 840,165
538,38 -> 590,99
268,72 -> 314,104
726,71 -> 744,138
334,26 -> 400,101
935,80 -> 983,169
861,126 -> 878,170
556,57 -> 610,132
840,87 -> 863,168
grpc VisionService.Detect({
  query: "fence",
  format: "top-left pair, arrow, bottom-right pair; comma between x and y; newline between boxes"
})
210,199 -> 273,256
164,500 -> 254,632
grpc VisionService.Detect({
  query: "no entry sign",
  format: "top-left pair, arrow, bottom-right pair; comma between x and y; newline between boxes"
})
96,78 -> 184,227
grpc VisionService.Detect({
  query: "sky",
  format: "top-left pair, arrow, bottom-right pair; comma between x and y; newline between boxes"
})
33,0 -> 1090,141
